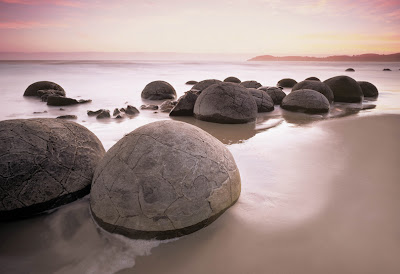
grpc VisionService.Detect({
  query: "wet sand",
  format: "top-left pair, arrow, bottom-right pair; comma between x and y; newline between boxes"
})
123,114 -> 400,274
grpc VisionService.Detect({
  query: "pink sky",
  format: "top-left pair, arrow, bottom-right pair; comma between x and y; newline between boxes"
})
0,0 -> 399,56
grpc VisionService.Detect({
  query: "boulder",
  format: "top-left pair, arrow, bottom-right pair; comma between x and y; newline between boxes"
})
0,118 -> 105,220
125,105 -> 140,115
47,96 -> 79,106
56,115 -> 77,120
248,89 -> 274,112
38,89 -> 66,101
185,80 -> 198,85
240,80 -> 262,89
305,77 -> 320,81
88,109 -> 105,116
90,120 -> 241,239
383,68 -> 391,71
258,86 -> 286,105
159,100 -> 176,113
191,79 -> 222,94
224,76 -> 241,83
281,89 -> 330,114
170,91 -> 198,116
96,110 -> 111,119
358,81 -> 379,97
141,81 -> 176,100
292,80 -> 334,102
277,78 -> 297,88
140,104 -> 158,110
345,68 -> 355,72
24,81 -> 65,97
323,75 -> 363,103
194,82 -> 257,124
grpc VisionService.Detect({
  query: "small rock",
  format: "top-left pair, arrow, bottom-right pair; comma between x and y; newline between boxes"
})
96,110 -> 111,119
78,99 -> 92,104
383,68 -> 392,71
115,114 -> 124,119
345,68 -> 355,72
113,108 -> 120,116
87,109 -> 105,116
185,80 -> 198,85
125,105 -> 139,115
159,100 -> 176,112
59,108 -> 65,111
140,104 -> 158,110
56,115 -> 77,120
33,111 -> 47,114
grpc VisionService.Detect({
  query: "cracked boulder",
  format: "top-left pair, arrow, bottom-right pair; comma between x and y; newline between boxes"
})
191,79 -> 222,94
24,81 -> 65,97
194,82 -> 258,124
90,120 -> 241,239
258,86 -> 286,105
281,89 -> 330,114
248,88 -> 274,112
292,80 -> 334,103
141,81 -> 177,100
0,118 -> 105,220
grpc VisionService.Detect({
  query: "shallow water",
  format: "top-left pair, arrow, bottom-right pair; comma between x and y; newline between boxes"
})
0,60 -> 399,273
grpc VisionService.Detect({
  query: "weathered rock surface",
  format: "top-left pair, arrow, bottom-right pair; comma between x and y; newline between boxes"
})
277,78 -> 297,88
323,75 -> 363,103
358,81 -> 379,97
0,118 -> 105,220
248,88 -> 274,112
90,120 -> 241,239
185,80 -> 198,85
125,105 -> 140,115
281,89 -> 330,114
305,77 -> 320,81
47,96 -> 79,106
141,81 -> 176,100
113,108 -> 120,116
258,86 -> 286,105
24,81 -> 65,97
191,79 -> 222,94
240,80 -> 262,89
292,80 -> 334,102
194,82 -> 257,124
56,115 -> 77,120
88,109 -> 105,116
141,105 -> 158,110
159,100 -> 176,113
345,68 -> 355,72
96,110 -> 111,119
224,76 -> 241,83
38,89 -> 66,101
170,91 -> 198,116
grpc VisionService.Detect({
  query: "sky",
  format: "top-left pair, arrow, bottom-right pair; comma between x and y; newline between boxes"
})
0,0 -> 399,56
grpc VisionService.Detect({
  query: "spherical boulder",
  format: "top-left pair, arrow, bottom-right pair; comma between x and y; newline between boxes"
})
258,86 -> 286,105
191,79 -> 222,93
0,118 -> 105,220
185,80 -> 198,85
292,80 -> 334,102
141,81 -> 176,100
281,89 -> 330,114
240,80 -> 262,89
194,82 -> 257,124
248,88 -> 274,112
358,81 -> 378,97
90,120 -> 241,239
277,78 -> 297,88
345,68 -> 355,72
24,81 -> 65,97
305,77 -> 320,81
224,76 -> 241,83
323,75 -> 363,103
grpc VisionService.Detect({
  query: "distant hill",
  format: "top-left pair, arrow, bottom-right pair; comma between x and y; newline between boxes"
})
248,53 -> 400,62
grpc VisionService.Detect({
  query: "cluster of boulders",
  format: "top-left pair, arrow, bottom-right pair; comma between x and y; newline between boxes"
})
24,81 -> 91,106
87,105 -> 140,119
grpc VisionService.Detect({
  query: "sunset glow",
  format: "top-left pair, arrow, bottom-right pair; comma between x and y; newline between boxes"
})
0,0 -> 399,56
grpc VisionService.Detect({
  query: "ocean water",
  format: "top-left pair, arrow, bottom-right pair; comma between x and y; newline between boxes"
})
0,60 -> 399,274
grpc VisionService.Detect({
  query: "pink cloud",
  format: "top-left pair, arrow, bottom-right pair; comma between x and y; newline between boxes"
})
0,0 -> 82,7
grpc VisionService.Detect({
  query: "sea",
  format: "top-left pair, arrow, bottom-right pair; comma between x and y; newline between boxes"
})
0,60 -> 399,274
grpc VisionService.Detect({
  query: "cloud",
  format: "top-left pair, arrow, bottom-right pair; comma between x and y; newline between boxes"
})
0,0 -> 83,7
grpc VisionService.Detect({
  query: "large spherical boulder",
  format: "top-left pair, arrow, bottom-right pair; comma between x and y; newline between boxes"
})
277,78 -> 297,88
358,81 -> 379,97
24,81 -> 65,97
281,89 -> 330,114
258,86 -> 286,105
292,80 -> 334,102
90,120 -> 241,239
248,88 -> 274,112
240,80 -> 262,89
191,79 -> 222,93
224,76 -> 241,83
323,75 -> 363,103
0,118 -> 105,220
193,82 -> 258,124
141,81 -> 176,100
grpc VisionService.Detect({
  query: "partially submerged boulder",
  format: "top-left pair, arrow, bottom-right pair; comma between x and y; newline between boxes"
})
125,105 -> 140,115
170,91 -> 198,116
345,68 -> 355,72
358,81 -> 379,97
240,80 -> 262,89
96,110 -> 110,119
194,82 -> 257,124
140,104 -> 158,110
248,88 -> 274,112
141,81 -> 176,100
24,81 -> 65,97
185,80 -> 198,85
56,115 -> 77,120
224,76 -> 241,83
90,120 -> 241,239
0,118 -> 105,220
47,96 -> 91,106
191,79 -> 222,94
277,78 -> 297,88
258,86 -> 286,105
281,89 -> 330,114
305,77 -> 320,81
323,75 -> 363,103
159,100 -> 176,113
292,80 -> 334,102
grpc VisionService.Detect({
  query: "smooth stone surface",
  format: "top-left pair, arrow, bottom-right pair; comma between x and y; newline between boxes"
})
224,76 -> 241,83
47,96 -> 79,106
277,78 -> 297,88
324,75 -> 363,103
141,81 -> 176,100
185,80 -> 198,85
240,80 -> 262,89
358,81 -> 379,97
258,86 -> 287,105
90,120 -> 241,239
191,79 -> 222,94
248,88 -> 274,112
170,91 -> 198,116
23,81 -> 65,97
281,89 -> 330,114
292,80 -> 334,102
194,82 -> 257,124
345,68 -> 355,72
0,118 -> 105,220
305,77 -> 320,81
125,105 -> 140,115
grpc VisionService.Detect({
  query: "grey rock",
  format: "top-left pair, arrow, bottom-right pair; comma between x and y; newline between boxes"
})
292,80 -> 334,102
224,76 -> 241,83
38,89 -> 66,101
47,96 -> 79,106
159,100 -> 175,113
90,120 -> 241,239
383,68 -> 391,71
305,77 -> 320,81
115,114 -> 124,119
96,110 -> 111,119
56,115 -> 77,120
194,82 -> 257,124
141,81 -> 176,100
0,118 -> 105,220
323,75 -> 363,103
87,109 -> 105,116
281,89 -> 330,114
125,105 -> 140,115
185,80 -> 198,85
277,78 -> 297,88
358,81 -> 379,97
345,68 -> 355,72
248,88 -> 274,112
191,79 -> 222,94
78,99 -> 92,104
170,91 -> 198,116
113,108 -> 120,116
240,80 -> 261,89
140,104 -> 158,110
24,81 -> 65,97
258,86 -> 286,105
